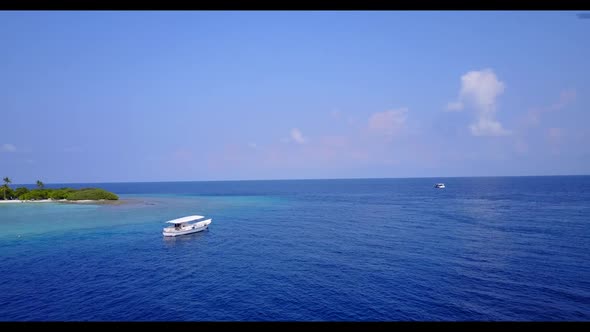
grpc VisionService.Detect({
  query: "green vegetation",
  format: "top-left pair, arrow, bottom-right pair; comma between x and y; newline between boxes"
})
2,177 -> 11,200
0,177 -> 118,201
14,187 -> 29,198
66,188 -> 118,201
19,189 -> 50,200
49,188 -> 76,200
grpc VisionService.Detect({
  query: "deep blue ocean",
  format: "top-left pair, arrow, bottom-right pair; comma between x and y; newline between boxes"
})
0,176 -> 589,321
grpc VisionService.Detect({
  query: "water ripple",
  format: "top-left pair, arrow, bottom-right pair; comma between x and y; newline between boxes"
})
1,177 -> 589,321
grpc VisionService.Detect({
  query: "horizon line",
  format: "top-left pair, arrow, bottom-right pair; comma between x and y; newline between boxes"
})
8,173 -> 590,186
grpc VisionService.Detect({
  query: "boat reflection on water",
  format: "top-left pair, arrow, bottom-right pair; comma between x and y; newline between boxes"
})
162,229 -> 209,246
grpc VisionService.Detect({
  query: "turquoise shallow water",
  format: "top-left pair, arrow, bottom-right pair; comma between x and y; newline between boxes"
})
0,194 -> 283,239
0,177 -> 589,321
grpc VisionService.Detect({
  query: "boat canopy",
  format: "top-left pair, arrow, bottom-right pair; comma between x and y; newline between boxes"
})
166,215 -> 204,224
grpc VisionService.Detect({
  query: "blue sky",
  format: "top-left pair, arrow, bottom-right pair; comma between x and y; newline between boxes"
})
1,11 -> 589,183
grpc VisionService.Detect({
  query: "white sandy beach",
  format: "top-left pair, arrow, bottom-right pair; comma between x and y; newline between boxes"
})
0,199 -> 108,204
0,199 -> 61,204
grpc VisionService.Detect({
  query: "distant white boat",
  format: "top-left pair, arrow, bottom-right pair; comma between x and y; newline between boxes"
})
162,215 -> 212,237
434,183 -> 445,189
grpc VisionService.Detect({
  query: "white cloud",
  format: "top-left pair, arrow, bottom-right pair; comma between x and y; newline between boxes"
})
1,143 -> 16,152
368,108 -> 408,137
448,69 -> 510,136
547,127 -> 565,154
459,69 -> 505,110
552,90 -> 576,111
446,101 -> 464,111
290,128 -> 307,144
470,117 -> 510,136
548,127 -> 563,139
247,142 -> 258,149
525,89 -> 577,127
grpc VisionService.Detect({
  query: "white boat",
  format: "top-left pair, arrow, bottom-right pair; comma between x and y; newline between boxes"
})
162,215 -> 212,237
434,183 -> 445,189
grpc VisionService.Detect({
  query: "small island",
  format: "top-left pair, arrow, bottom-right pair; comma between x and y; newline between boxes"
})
0,177 -> 119,203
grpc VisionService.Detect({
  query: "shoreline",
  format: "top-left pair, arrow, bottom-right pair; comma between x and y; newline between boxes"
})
0,199 -> 61,204
0,199 -> 124,205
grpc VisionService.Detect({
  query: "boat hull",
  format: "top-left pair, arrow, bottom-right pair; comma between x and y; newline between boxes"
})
162,225 -> 209,237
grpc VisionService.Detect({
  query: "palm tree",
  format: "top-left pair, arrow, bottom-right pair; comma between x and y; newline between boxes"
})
36,180 -> 44,189
2,177 -> 11,200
